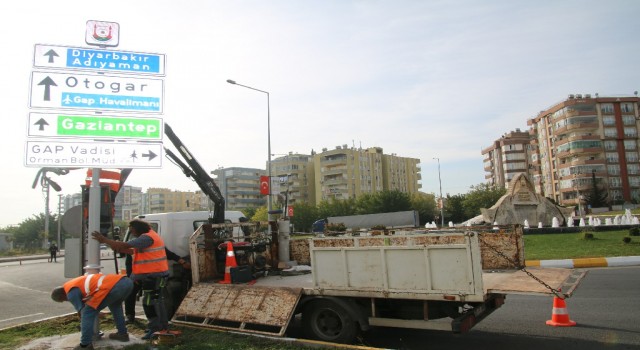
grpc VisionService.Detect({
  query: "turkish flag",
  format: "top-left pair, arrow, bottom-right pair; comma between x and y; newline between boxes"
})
260,175 -> 270,195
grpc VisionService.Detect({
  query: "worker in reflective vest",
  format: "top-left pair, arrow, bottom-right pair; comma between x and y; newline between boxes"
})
51,273 -> 133,349
92,219 -> 170,340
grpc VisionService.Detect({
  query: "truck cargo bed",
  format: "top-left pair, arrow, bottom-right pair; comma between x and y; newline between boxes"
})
252,267 -> 585,298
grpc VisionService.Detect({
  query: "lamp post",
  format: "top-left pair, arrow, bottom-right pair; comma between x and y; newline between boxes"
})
227,79 -> 272,223
433,157 -> 444,227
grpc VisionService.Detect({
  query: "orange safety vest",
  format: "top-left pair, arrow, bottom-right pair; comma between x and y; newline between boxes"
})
63,273 -> 123,309
132,230 -> 169,275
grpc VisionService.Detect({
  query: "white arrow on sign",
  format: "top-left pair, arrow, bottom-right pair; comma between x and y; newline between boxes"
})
29,71 -> 164,114
24,140 -> 163,168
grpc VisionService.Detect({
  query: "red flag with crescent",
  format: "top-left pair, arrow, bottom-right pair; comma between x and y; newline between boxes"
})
260,176 -> 270,195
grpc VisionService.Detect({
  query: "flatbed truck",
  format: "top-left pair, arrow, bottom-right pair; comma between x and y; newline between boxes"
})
170,224 -> 585,343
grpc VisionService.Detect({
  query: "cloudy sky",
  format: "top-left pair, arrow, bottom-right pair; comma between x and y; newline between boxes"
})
1,0 -> 639,227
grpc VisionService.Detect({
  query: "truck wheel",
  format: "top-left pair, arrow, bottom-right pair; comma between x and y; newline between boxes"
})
302,299 -> 358,344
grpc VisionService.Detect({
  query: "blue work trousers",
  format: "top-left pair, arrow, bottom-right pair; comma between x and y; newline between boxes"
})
80,277 -> 134,345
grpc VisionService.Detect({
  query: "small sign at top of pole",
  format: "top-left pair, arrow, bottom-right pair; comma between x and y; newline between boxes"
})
85,20 -> 120,47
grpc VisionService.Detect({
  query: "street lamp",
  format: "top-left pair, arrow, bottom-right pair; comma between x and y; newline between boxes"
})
433,157 -> 444,227
226,79 -> 272,223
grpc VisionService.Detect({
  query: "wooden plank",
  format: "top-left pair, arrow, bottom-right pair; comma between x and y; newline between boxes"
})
173,283 -> 302,337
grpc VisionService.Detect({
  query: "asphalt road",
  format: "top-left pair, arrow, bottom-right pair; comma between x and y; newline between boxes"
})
0,254 -> 120,330
1,257 -> 639,350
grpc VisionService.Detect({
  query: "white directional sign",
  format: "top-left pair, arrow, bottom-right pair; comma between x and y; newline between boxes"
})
27,112 -> 163,140
34,44 -> 165,75
29,71 -> 164,113
25,140 -> 163,168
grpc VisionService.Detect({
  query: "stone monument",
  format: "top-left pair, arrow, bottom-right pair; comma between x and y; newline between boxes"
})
480,173 -> 575,226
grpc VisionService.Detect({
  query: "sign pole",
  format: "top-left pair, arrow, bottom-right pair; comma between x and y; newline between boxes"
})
86,168 -> 102,339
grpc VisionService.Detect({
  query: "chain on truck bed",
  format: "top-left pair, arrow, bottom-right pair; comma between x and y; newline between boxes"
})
476,231 -> 571,299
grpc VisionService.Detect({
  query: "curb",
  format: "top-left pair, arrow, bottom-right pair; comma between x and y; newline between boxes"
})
526,256 -> 640,268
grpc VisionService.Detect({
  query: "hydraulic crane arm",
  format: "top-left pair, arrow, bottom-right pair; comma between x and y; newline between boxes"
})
164,123 -> 225,224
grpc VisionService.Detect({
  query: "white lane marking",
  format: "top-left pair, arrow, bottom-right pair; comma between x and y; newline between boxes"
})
0,313 -> 45,323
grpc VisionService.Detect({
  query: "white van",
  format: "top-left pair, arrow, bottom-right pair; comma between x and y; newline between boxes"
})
126,210 -> 247,258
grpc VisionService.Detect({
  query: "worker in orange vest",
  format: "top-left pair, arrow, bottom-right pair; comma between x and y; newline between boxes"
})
92,219 -> 170,340
51,273 -> 133,350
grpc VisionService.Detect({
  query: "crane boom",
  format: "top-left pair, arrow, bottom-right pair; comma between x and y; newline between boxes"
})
164,123 -> 225,224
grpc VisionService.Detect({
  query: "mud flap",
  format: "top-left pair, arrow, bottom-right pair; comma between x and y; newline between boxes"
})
171,283 -> 302,337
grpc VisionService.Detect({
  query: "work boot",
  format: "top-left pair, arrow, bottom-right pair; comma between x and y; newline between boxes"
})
72,344 -> 94,350
108,332 -> 130,342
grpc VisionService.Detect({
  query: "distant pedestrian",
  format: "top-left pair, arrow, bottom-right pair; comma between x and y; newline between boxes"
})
48,242 -> 59,263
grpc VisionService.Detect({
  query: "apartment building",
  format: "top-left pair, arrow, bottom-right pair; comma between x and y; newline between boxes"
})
211,167 -> 265,211
382,153 -> 421,194
314,145 -> 421,204
146,187 -> 206,213
484,93 -> 640,208
114,185 -> 143,221
270,153 -> 316,205
481,129 -> 532,190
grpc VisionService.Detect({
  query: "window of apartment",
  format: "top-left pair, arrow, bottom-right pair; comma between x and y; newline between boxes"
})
622,115 -> 636,125
624,127 -> 637,137
628,163 -> 640,175
604,128 -> 618,137
626,152 -> 639,162
602,115 -> 615,126
503,162 -> 526,170
630,176 -> 640,187
608,164 -> 621,175
609,177 -> 622,187
600,103 -> 614,113
568,104 -> 595,112
606,152 -> 619,163
621,103 -> 634,113
624,139 -> 637,150
604,140 -> 617,151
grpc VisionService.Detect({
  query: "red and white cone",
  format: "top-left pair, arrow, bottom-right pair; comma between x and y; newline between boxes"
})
218,241 -> 238,284
546,295 -> 576,327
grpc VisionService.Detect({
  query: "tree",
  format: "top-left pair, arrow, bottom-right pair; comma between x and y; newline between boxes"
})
462,183 -> 506,219
242,207 -> 258,221
444,193 -> 467,223
251,206 -> 268,222
316,198 -> 357,219
410,192 -> 437,226
12,213 -> 59,250
584,170 -> 608,208
355,190 -> 412,214
289,202 -> 318,232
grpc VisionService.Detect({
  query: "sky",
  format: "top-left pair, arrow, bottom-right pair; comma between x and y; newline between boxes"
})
1,0 -> 639,227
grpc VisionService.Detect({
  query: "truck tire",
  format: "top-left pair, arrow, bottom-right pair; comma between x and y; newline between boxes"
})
302,299 -> 358,344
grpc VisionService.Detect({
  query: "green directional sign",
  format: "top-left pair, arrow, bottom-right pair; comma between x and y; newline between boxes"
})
28,112 -> 163,140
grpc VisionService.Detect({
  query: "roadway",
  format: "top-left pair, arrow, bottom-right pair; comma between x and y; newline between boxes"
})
1,256 -> 639,349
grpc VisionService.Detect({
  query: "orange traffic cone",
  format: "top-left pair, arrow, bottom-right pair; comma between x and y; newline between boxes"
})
546,295 -> 576,327
218,241 -> 238,284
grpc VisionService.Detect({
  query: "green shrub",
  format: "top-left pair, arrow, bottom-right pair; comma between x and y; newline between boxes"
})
326,222 -> 347,232
371,224 -> 387,230
623,236 -> 632,244
581,232 -> 594,240
629,227 -> 640,236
